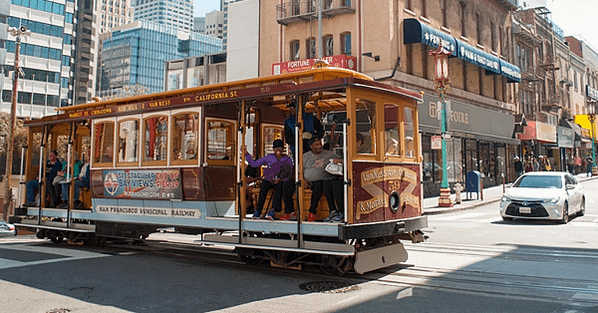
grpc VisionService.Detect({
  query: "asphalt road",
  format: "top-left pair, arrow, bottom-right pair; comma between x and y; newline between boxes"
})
0,179 -> 597,313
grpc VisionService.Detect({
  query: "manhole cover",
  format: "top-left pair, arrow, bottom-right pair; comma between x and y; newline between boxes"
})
299,281 -> 359,293
46,309 -> 71,313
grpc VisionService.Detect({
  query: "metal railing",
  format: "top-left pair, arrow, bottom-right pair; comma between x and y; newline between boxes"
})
276,0 -> 354,23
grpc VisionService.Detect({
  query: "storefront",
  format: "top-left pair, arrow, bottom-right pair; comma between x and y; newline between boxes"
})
419,94 -> 520,197
556,122 -> 575,172
517,120 -> 557,170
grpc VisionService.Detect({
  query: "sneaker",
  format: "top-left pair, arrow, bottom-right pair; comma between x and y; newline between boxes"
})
266,209 -> 275,221
57,202 -> 69,209
280,212 -> 296,221
331,213 -> 344,223
323,211 -> 339,222
307,212 -> 316,222
252,210 -> 261,219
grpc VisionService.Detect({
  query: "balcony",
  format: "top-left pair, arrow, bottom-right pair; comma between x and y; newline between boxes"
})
276,0 -> 355,26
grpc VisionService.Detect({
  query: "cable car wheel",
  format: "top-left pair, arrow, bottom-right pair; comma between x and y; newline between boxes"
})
319,255 -> 353,276
236,247 -> 265,265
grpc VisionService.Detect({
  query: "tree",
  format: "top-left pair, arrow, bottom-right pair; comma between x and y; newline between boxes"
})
0,113 -> 28,177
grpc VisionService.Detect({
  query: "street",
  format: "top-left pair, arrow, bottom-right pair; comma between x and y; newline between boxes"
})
0,178 -> 597,313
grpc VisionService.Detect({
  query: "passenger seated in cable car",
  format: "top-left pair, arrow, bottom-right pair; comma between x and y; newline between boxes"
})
303,137 -> 344,222
245,139 -> 294,220
25,150 -> 63,207
58,148 -> 91,209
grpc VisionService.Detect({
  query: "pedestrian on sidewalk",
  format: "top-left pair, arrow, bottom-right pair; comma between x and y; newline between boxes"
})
586,156 -> 594,177
514,156 -> 523,177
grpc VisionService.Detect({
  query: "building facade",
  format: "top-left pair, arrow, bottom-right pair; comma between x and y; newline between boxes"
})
134,0 -> 193,32
259,0 -> 522,197
99,20 -> 222,97
2,0 -> 77,116
164,52 -> 227,91
205,10 -> 224,39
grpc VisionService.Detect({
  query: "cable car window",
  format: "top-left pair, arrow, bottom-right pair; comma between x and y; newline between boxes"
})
384,104 -> 400,156
404,107 -> 415,158
206,119 -> 235,163
355,99 -> 376,154
143,115 -> 168,163
93,121 -> 115,165
263,125 -> 284,156
118,119 -> 139,163
172,113 -> 199,162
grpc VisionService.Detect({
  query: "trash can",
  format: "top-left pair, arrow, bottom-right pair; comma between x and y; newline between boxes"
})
466,171 -> 481,199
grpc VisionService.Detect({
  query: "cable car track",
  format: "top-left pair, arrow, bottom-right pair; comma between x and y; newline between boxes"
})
39,236 -> 598,307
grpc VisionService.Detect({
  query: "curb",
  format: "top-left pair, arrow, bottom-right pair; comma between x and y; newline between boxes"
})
424,198 -> 500,215
423,174 -> 598,215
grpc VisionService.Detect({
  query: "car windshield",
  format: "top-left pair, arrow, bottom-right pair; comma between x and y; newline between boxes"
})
514,175 -> 562,189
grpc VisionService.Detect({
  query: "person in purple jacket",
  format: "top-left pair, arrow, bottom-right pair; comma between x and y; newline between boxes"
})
245,139 -> 294,220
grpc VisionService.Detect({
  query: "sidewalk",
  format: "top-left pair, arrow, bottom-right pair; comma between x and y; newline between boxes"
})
423,172 -> 598,215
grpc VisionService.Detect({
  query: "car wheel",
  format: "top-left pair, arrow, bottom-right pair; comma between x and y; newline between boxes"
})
558,202 -> 569,224
578,197 -> 585,217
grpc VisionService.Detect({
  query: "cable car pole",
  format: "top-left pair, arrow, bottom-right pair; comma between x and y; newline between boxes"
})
3,26 -> 30,221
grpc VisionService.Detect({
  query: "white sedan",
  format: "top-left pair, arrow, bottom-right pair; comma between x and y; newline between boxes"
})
0,219 -> 17,237
499,172 -> 585,224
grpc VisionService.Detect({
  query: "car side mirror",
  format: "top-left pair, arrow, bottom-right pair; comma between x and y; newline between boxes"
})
566,184 -> 575,190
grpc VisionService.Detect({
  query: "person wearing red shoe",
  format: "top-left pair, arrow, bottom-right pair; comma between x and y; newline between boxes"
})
303,137 -> 342,222
245,139 -> 294,220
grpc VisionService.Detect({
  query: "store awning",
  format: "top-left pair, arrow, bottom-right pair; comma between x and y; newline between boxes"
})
403,18 -> 457,57
517,121 -> 557,143
404,18 -> 521,82
574,114 -> 598,142
457,39 -> 501,75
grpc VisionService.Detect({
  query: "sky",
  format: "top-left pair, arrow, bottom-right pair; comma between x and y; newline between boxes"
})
546,0 -> 598,51
192,0 -> 598,51
194,0 -> 221,18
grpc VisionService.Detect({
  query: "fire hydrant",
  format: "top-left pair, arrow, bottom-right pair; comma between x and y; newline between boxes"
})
453,182 -> 463,204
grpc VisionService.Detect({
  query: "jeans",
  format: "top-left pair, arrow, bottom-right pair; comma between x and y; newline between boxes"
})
255,180 -> 284,215
61,179 -> 88,202
308,180 -> 336,214
26,179 -> 58,207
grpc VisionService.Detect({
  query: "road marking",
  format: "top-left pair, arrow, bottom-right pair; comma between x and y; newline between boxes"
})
433,212 -> 488,221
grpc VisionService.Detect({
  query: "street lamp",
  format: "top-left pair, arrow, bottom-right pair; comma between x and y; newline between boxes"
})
3,25 -> 31,221
589,100 -> 598,176
430,40 -> 453,207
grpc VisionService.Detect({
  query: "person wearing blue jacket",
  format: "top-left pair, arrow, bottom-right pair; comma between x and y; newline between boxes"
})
245,139 -> 294,220
284,101 -> 324,157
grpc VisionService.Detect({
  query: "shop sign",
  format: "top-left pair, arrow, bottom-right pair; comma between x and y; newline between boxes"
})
587,85 -> 598,102
536,121 -> 557,143
419,94 -> 515,142
271,55 -> 357,75
557,127 -> 575,148
431,136 -> 442,150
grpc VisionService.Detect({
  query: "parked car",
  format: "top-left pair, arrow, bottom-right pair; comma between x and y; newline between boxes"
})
0,219 -> 17,237
499,172 -> 584,224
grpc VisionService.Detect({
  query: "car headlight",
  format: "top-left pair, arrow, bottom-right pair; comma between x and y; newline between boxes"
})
542,197 -> 560,204
501,195 -> 511,202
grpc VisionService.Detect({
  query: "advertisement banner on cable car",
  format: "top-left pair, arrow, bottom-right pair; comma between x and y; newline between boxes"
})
102,169 -> 182,200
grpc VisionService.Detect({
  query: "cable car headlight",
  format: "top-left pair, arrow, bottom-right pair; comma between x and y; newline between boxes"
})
389,191 -> 400,212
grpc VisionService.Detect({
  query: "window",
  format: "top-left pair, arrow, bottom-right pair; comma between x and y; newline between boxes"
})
384,104 -> 400,156
262,126 -> 284,156
324,0 -> 332,10
206,119 -> 235,164
143,115 -> 168,163
93,121 -> 115,166
355,99 -> 376,155
118,119 -> 139,164
441,0 -> 447,28
324,35 -> 333,56
491,22 -> 496,51
307,37 -> 316,58
341,32 -> 351,55
459,2 -> 466,37
421,0 -> 427,17
291,40 -> 300,60
171,112 -> 199,163
404,107 -> 415,158
476,13 -> 482,45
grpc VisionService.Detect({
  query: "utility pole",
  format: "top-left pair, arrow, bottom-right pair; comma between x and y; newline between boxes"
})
3,26 -> 31,221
